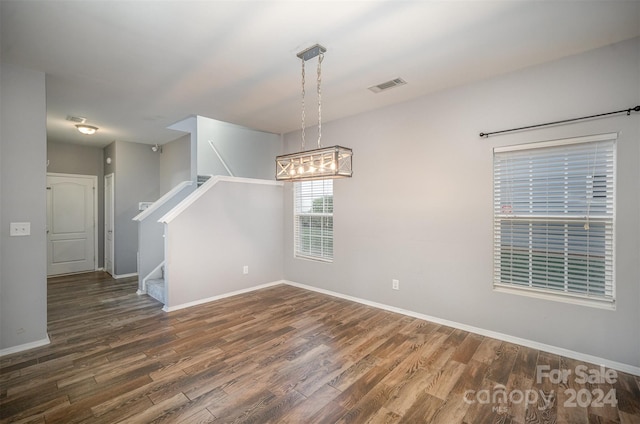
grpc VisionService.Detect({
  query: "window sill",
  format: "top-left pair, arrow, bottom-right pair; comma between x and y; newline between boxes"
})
493,284 -> 615,310
294,254 -> 333,264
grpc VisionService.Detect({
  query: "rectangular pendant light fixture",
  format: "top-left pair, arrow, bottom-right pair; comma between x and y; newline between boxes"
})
275,44 -> 353,182
276,145 -> 352,181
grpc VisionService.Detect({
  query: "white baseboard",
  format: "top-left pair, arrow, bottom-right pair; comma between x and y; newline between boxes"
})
0,335 -> 51,357
113,272 -> 138,279
283,280 -> 640,377
162,280 -> 285,312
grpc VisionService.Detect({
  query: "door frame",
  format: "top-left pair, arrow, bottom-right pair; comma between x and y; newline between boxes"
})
104,173 -> 115,276
46,172 -> 99,274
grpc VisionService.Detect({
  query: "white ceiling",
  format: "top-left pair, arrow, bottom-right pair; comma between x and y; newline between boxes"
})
2,1 -> 639,147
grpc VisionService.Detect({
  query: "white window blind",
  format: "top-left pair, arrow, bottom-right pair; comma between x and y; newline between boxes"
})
294,180 -> 333,262
493,133 -> 616,306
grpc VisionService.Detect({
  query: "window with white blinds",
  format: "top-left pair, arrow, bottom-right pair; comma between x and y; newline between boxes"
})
294,180 -> 333,262
493,133 -> 616,307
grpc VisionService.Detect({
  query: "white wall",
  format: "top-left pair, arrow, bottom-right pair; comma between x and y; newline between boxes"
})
164,178 -> 283,310
159,134 -> 191,194
283,38 -> 640,369
0,64 -> 49,352
197,116 -> 281,180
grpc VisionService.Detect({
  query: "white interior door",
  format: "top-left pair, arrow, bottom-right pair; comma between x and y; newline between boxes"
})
47,174 -> 97,276
105,173 -> 114,275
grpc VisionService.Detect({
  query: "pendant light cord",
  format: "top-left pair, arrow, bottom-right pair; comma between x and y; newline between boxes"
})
299,46 -> 325,151
301,58 -> 306,151
317,52 -> 323,148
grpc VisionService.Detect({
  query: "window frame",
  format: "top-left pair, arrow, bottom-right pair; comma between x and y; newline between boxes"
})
492,133 -> 617,309
293,179 -> 334,263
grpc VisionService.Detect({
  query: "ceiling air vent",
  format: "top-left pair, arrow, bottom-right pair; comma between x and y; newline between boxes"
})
368,78 -> 407,93
66,115 -> 86,123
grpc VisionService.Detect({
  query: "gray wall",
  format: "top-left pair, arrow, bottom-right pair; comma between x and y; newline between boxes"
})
47,141 -> 105,268
104,142 -> 115,176
137,182 -> 195,287
168,116 -> 197,183
165,179 -> 283,309
283,38 -> 640,368
159,134 -> 191,194
0,64 -> 48,351
104,140 -> 160,276
197,116 -> 281,180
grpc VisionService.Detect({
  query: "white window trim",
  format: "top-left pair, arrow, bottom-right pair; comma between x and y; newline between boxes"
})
293,180 -> 334,263
493,132 -> 617,153
492,132 -> 617,309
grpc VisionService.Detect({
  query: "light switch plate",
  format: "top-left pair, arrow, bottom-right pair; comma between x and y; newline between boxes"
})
138,202 -> 154,211
10,222 -> 31,236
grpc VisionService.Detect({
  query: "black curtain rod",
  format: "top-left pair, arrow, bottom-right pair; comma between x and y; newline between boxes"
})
479,105 -> 640,138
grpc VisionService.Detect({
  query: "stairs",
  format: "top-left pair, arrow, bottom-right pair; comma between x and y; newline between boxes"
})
197,175 -> 211,187
141,175 -> 211,306
146,278 -> 165,304
145,264 -> 165,304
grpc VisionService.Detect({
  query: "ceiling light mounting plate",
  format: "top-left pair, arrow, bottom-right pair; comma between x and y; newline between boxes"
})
297,44 -> 327,62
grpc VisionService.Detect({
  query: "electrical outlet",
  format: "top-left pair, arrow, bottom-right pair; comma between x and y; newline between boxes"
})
10,222 -> 30,236
243,265 -> 249,275
392,279 -> 400,290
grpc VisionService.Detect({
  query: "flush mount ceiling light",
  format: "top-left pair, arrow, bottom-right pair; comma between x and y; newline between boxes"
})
276,44 -> 352,182
76,124 -> 98,135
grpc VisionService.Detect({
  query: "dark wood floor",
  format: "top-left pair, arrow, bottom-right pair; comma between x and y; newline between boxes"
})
1,272 -> 639,423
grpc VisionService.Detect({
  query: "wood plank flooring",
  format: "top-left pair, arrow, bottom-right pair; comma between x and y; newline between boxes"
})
1,272 -> 639,423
